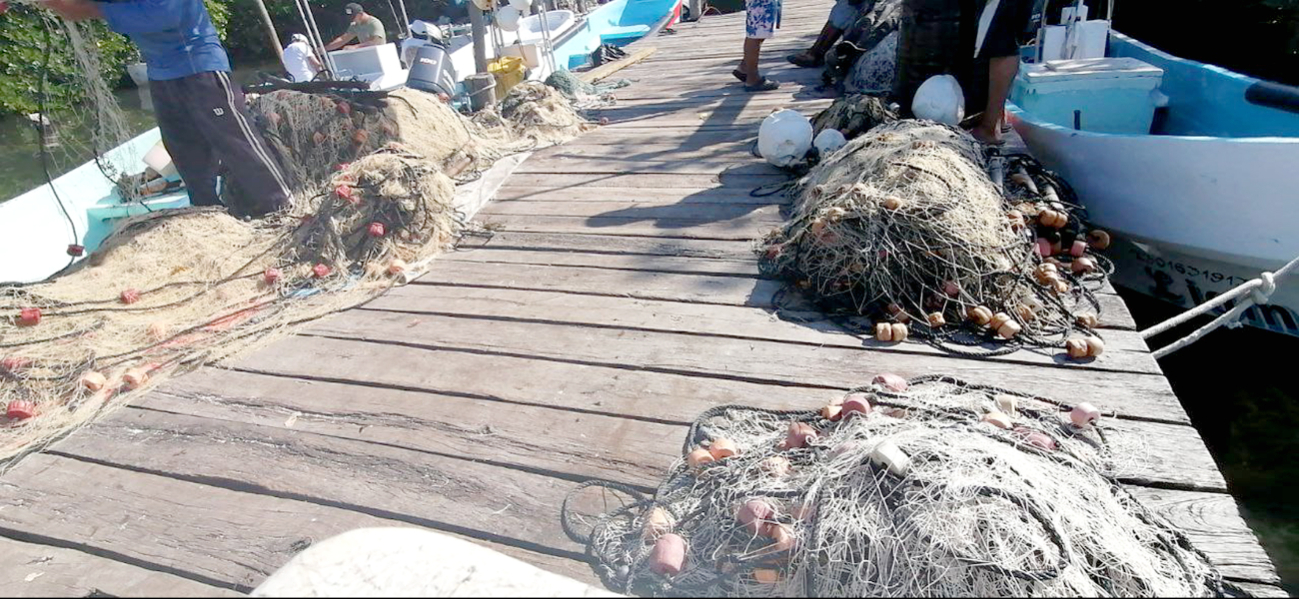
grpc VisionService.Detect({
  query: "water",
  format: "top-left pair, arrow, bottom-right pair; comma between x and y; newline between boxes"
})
1122,290 -> 1299,593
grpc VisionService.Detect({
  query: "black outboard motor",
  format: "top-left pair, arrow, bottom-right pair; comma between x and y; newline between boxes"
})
406,44 -> 458,97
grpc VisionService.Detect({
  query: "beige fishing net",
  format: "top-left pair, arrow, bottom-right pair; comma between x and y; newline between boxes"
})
759,120 -> 1113,358
564,376 -> 1226,597
0,83 -> 590,467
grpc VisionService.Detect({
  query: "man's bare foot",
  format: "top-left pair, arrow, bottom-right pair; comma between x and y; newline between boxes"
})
970,124 -> 1005,146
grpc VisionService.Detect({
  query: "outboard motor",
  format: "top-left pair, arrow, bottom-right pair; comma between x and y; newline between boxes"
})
406,44 -> 458,97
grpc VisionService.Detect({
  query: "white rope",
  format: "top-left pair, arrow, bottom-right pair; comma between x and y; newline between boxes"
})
1143,253 -> 1299,359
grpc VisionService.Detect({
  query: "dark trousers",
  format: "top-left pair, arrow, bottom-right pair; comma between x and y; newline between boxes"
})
150,71 -> 291,217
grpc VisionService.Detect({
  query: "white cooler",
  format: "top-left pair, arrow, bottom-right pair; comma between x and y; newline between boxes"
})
1011,57 -> 1166,134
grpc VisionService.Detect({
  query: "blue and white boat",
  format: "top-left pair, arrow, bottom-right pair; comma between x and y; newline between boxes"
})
1008,30 -> 1299,337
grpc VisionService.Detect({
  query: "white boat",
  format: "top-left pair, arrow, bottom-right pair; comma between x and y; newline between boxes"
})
1008,31 -> 1299,337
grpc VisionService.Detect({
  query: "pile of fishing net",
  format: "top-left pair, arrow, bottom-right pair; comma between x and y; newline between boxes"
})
565,375 -> 1225,597
545,69 -> 630,109
759,120 -> 1113,358
0,85 -> 591,466
811,95 -> 897,142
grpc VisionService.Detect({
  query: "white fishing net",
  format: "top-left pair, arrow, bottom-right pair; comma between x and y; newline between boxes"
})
564,376 -> 1224,597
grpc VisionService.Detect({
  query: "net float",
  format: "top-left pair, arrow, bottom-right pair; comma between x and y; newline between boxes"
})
334,162 -> 351,172
1009,171 -> 1038,195
889,322 -> 909,342
1072,256 -> 1097,275
123,367 -> 149,390
686,447 -> 714,469
1014,305 -> 1035,322
874,322 -> 892,342
764,244 -> 783,261
869,440 -> 911,477
643,507 -> 674,542
709,438 -> 739,460
1070,402 -> 1102,427
6,400 -> 36,421
649,534 -> 687,576
335,101 -> 351,115
1088,229 -> 1112,250
387,259 -> 408,276
1084,336 -> 1105,357
943,280 -> 960,297
1006,210 -> 1025,228
1065,338 -> 1090,359
927,312 -> 946,328
737,499 -> 775,535
981,411 -> 1014,430
1013,426 -> 1058,451
66,244 -> 85,256
785,422 -> 818,449
1,356 -> 30,372
146,323 -> 170,342
368,222 -> 386,238
312,264 -> 331,278
80,370 -> 107,391
752,569 -> 782,584
766,522 -> 797,552
882,196 -> 904,210
17,308 -> 41,327
1034,263 -> 1058,283
599,116 -> 610,126
821,403 -> 842,421
1035,238 -> 1052,257
966,305 -> 993,326
1076,313 -> 1099,328
1051,279 -> 1070,295
760,456 -> 792,477
997,320 -> 1022,340
263,267 -> 282,285
1070,239 -> 1088,257
334,184 -> 354,201
267,111 -> 282,127
872,373 -> 908,392
989,312 -> 1012,331
995,394 -> 1019,415
353,128 -> 369,145
119,288 -> 141,304
841,395 -> 872,419
312,131 -> 326,145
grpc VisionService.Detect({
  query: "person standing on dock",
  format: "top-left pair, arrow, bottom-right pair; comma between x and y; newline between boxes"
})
786,0 -> 868,68
324,3 -> 388,51
736,0 -> 782,91
969,0 -> 1035,145
41,0 -> 292,217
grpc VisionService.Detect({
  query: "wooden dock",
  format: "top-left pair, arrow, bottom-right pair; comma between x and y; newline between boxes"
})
0,2 -> 1285,596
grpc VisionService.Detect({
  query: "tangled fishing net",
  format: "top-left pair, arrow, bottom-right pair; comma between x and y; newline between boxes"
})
759,120 -> 1114,358
811,94 -> 897,141
0,81 -> 592,466
564,375 -> 1225,597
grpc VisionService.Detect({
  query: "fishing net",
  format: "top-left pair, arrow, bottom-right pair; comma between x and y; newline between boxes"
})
810,94 -> 898,141
759,120 -> 1113,358
563,375 -> 1225,597
0,84 -> 591,466
545,69 -> 630,109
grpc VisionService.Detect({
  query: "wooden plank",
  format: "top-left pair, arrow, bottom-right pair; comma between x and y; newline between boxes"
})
493,186 -> 787,205
143,365 -> 1261,581
1230,582 -> 1291,597
0,535 -> 240,598
462,230 -> 759,259
479,213 -> 782,239
0,454 -> 595,592
1128,487 -> 1282,585
496,171 -> 783,192
580,46 -> 657,83
481,200 -> 785,222
531,140 -> 759,158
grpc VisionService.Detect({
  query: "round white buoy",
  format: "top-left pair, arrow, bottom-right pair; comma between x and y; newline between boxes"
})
758,109 -> 813,167
496,6 -> 522,32
471,0 -> 495,11
912,74 -> 965,126
509,0 -> 531,11
813,128 -> 847,155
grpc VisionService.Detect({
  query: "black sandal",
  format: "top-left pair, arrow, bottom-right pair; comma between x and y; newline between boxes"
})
732,69 -> 748,82
786,52 -> 823,68
745,78 -> 780,92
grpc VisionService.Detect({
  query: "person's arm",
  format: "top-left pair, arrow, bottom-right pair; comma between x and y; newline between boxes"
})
324,32 -> 356,51
308,54 -> 323,71
350,36 -> 384,48
41,0 -> 101,21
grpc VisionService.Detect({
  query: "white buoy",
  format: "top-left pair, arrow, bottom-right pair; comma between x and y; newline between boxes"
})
813,128 -> 847,156
508,0 -> 531,11
758,109 -> 813,167
496,6 -> 522,32
912,74 -> 965,126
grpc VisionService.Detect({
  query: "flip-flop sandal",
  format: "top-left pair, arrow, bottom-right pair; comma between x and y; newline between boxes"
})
745,78 -> 781,92
732,69 -> 748,83
786,53 -> 823,68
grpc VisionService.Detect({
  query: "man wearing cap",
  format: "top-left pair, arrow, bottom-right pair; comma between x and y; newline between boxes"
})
282,33 -> 323,82
325,3 -> 387,51
41,0 -> 291,217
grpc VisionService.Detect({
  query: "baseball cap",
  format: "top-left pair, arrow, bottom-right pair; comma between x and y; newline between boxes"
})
344,3 -> 364,15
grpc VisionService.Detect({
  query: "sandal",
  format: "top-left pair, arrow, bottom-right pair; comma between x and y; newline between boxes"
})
786,52 -> 823,68
732,69 -> 748,83
745,78 -> 781,92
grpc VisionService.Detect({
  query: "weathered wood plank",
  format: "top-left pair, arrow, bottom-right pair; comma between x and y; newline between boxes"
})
369,282 -> 1153,370
493,186 -> 787,205
496,171 -> 782,193
512,155 -> 779,175
0,455 -> 596,592
479,213 -> 781,239
418,259 -> 1135,330
481,200 -> 785,222
0,535 -> 240,598
462,230 -> 759,259
1128,487 -> 1282,585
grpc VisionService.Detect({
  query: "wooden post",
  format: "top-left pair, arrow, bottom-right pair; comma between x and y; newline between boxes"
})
251,0 -> 285,64
469,4 -> 490,74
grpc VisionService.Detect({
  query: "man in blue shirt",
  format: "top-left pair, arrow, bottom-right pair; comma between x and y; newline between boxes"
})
43,0 -> 291,217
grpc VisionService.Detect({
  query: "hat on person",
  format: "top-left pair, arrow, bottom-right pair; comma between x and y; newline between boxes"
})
290,33 -> 310,44
344,2 -> 364,15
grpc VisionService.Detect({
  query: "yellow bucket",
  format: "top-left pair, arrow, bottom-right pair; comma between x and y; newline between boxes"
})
488,56 -> 527,101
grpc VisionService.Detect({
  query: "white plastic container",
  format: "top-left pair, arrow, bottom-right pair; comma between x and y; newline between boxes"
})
143,139 -> 179,180
1011,57 -> 1164,134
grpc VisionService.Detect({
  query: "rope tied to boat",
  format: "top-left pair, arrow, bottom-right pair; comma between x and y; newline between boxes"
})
1143,254 -> 1299,358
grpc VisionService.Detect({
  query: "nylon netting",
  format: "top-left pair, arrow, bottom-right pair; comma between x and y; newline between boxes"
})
0,82 -> 590,467
759,120 -> 1114,358
563,376 -> 1225,597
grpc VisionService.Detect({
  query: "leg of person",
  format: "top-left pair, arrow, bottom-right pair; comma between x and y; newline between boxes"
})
971,0 -> 1032,144
742,0 -> 780,91
178,72 -> 293,217
149,78 -> 221,206
788,0 -> 854,67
